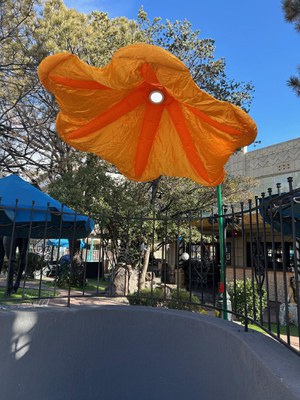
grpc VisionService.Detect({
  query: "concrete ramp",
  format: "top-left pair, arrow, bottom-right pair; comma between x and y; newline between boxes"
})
0,306 -> 299,400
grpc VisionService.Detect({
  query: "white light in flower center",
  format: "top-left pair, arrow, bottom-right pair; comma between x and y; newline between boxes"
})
149,90 -> 164,104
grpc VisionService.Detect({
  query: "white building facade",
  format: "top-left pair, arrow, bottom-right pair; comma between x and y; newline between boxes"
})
226,137 -> 300,194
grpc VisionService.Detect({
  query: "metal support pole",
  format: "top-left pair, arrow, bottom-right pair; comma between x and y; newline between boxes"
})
217,184 -> 228,320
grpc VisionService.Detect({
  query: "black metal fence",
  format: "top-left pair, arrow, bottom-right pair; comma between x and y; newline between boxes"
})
1,179 -> 300,355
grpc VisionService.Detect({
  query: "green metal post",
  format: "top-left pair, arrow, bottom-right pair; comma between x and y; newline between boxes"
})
217,184 -> 228,320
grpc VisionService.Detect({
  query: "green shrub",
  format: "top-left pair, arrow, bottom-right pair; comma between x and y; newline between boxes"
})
128,287 -> 204,313
26,252 -> 46,277
168,290 -> 203,313
2,252 -> 46,278
227,278 -> 267,322
56,254 -> 85,288
127,288 -> 165,307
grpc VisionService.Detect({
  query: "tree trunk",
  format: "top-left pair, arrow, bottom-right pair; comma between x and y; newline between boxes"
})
139,246 -> 151,290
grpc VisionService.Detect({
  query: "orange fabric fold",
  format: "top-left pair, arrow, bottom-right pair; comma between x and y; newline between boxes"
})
166,101 -> 210,183
140,63 -> 160,85
51,75 -> 110,90
187,105 -> 242,136
68,88 -> 146,140
134,102 -> 164,178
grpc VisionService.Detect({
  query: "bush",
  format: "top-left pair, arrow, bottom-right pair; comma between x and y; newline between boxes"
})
227,278 -> 267,322
13,252 -> 46,278
27,252 -> 47,277
168,290 -> 203,313
128,287 -> 205,313
56,254 -> 85,288
127,288 -> 165,307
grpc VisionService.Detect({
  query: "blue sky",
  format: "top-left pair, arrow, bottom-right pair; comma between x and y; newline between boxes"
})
64,0 -> 299,151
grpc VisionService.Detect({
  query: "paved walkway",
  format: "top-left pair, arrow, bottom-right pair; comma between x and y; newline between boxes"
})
0,276 -> 129,308
0,276 -> 299,352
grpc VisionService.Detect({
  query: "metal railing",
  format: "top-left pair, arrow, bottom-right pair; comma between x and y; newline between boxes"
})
0,180 -> 300,355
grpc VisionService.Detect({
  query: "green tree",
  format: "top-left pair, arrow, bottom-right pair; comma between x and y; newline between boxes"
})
1,0 -> 258,290
282,0 -> 300,96
0,0 -> 254,180
0,0 -> 38,174
48,161 -> 257,288
137,7 -> 254,111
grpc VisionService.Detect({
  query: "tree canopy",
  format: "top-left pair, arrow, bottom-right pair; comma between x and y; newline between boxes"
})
282,0 -> 300,96
1,0 -> 255,177
1,0 -> 257,218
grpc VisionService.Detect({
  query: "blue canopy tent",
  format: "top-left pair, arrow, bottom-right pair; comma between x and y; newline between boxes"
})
47,239 -> 87,248
0,175 -> 94,239
47,239 -> 70,248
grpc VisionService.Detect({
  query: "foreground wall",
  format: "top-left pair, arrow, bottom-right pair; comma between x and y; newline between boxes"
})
0,306 -> 299,400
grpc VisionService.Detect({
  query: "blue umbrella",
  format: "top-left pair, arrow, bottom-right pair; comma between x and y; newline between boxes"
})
0,175 -> 94,239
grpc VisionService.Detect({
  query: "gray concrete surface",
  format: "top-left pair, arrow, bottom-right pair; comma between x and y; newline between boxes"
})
0,305 -> 300,400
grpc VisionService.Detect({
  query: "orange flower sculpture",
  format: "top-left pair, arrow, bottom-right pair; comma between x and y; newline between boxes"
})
38,43 -> 257,186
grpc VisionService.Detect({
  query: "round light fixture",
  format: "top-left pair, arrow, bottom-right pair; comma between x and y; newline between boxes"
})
149,90 -> 164,104
181,252 -> 190,261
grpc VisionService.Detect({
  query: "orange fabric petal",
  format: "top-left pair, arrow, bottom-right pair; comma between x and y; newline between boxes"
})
38,43 -> 257,186
68,85 -> 146,140
50,75 -> 110,90
187,104 -> 241,136
134,101 -> 164,178
166,101 -> 210,183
